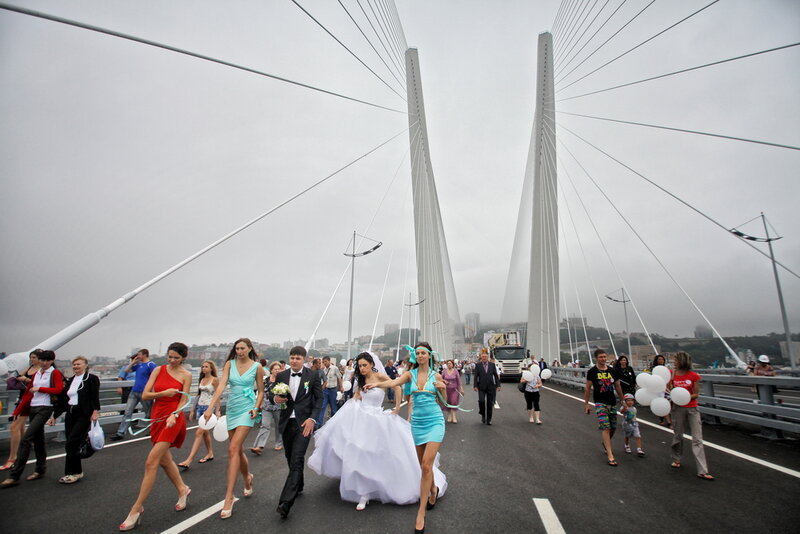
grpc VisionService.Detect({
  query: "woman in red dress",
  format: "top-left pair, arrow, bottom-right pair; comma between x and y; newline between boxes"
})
120,342 -> 193,531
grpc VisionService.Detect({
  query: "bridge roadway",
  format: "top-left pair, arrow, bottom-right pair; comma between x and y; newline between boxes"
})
1,383 -> 798,534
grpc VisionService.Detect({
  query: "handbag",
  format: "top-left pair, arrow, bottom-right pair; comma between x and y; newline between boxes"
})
518,382 -> 527,393
77,437 -> 95,459
5,375 -> 26,391
88,420 -> 105,451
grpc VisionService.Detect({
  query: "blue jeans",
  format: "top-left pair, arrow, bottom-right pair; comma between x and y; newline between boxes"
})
316,388 -> 338,427
116,390 -> 152,437
465,372 -> 471,385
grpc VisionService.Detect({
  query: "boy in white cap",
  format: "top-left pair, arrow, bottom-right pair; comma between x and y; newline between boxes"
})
620,393 -> 645,457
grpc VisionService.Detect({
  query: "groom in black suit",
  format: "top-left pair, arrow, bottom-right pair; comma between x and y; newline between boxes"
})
273,346 -> 322,518
473,350 -> 501,425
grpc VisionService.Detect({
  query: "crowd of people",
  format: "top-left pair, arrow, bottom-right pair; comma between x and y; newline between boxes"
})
2,340 -> 750,531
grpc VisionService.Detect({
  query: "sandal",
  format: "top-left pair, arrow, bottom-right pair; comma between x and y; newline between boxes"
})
0,461 -> 14,471
177,463 -> 190,471
198,456 -> 214,463
250,448 -> 262,456
607,460 -> 618,467
26,472 -> 44,481
670,462 -> 681,468
697,473 -> 715,481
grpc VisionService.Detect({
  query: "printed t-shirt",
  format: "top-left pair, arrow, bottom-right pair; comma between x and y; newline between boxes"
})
671,370 -> 700,408
586,365 -> 618,405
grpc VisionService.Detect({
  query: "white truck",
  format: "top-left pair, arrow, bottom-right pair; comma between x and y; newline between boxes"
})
486,331 -> 529,381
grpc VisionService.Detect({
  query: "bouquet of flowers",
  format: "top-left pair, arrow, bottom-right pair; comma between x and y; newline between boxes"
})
272,383 -> 290,409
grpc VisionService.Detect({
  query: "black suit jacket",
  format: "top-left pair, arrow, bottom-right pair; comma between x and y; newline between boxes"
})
473,361 -> 500,391
275,367 -> 322,433
53,373 -> 101,419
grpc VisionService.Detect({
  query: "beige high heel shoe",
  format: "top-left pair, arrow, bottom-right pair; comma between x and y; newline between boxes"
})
119,507 -> 144,531
243,473 -> 254,497
175,486 -> 191,511
220,499 -> 235,519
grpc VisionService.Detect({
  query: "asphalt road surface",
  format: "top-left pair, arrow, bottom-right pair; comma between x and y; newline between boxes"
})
1,383 -> 798,534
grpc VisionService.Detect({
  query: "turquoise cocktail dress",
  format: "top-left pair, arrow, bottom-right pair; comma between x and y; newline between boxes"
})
226,361 -> 259,430
409,368 -> 445,445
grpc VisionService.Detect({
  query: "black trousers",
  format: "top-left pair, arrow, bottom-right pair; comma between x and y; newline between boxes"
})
64,410 -> 92,475
477,389 -> 496,422
10,406 -> 52,480
279,418 -> 311,509
524,391 -> 541,411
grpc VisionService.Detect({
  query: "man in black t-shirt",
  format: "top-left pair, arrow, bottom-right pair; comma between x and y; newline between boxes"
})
584,349 -> 624,466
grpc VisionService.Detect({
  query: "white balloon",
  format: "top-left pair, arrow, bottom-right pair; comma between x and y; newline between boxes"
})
339,359 -> 347,367
669,387 -> 691,406
341,380 -> 352,391
213,416 -> 228,442
198,413 -> 217,430
521,371 -> 534,382
636,373 -> 650,388
650,397 -> 671,417
540,369 -> 552,380
529,365 -> 541,376
652,365 -> 671,383
646,375 -> 667,393
635,388 -> 657,406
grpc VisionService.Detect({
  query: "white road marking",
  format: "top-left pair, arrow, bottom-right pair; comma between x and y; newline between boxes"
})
533,498 -> 566,534
543,386 -> 800,479
27,424 -> 201,464
159,498 -> 238,534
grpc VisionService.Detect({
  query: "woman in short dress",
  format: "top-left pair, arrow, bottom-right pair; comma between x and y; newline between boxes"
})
178,360 -> 220,468
203,338 -> 265,519
368,342 -> 446,534
441,360 -> 463,424
119,342 -> 192,531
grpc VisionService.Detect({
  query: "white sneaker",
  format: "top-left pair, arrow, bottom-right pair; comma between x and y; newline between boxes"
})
356,496 -> 368,511
624,445 -> 631,454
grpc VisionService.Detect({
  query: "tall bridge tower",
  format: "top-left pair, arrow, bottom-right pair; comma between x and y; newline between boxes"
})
405,48 -> 461,359
526,32 -> 559,361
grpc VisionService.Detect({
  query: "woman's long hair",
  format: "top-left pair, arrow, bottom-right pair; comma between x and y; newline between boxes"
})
198,359 -> 218,395
614,355 -> 629,371
354,352 -> 375,391
650,354 -> 666,370
227,338 -> 257,361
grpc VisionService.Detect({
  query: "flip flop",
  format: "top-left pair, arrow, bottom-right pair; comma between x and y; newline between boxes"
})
697,473 -> 715,481
177,464 -> 190,471
670,462 -> 681,468
0,462 -> 14,471
198,457 -> 214,464
607,460 -> 618,467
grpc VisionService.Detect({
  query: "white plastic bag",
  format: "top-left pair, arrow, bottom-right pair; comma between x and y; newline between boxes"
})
213,416 -> 228,442
88,420 -> 105,451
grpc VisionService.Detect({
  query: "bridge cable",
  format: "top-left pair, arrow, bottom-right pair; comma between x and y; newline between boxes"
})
551,128 -> 658,354
364,0 -> 405,71
336,0 -> 406,88
554,0 -> 656,87
386,0 -> 409,53
554,0 -> 587,52
557,0 -> 721,93
540,127 -> 562,359
0,1 -> 405,114
558,208 -> 594,363
554,0 -> 610,68
290,0 -> 406,101
376,0 -> 405,64
554,0 -> 602,65
557,123 -> 800,280
557,42 -> 800,102
368,250 -> 395,352
557,110 -> 800,151
553,0 -> 629,80
555,129 -> 745,365
543,121 -> 620,357
550,0 -> 573,42
355,0 -> 405,78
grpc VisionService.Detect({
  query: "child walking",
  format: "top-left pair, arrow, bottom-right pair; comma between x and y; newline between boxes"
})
621,393 -> 645,457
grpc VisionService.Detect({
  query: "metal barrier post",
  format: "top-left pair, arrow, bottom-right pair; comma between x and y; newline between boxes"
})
701,380 -> 721,424
757,383 -> 784,439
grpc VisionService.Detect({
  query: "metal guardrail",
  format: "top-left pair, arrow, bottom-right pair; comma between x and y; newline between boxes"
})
0,379 -> 227,440
545,367 -> 800,438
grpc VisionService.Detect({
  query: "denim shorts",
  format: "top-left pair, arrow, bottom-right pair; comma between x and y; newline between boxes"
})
195,404 -> 209,418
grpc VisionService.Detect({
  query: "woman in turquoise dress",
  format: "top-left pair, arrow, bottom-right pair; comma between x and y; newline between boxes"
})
368,341 -> 446,534
204,338 -> 264,519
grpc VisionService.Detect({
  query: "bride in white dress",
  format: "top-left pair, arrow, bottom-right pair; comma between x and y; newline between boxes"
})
308,352 -> 447,510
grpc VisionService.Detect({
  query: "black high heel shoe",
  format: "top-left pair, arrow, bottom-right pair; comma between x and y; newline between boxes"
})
414,519 -> 425,534
426,486 -> 439,510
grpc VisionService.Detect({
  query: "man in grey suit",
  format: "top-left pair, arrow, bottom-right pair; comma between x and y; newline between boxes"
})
473,350 -> 501,425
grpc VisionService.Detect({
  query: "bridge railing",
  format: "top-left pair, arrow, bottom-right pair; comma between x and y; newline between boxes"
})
0,379 -> 229,440
545,367 -> 800,438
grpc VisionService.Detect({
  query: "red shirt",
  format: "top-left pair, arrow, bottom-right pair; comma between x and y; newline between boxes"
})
671,370 -> 701,408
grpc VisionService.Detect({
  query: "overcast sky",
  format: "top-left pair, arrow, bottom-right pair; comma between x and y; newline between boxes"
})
1,0 -> 798,359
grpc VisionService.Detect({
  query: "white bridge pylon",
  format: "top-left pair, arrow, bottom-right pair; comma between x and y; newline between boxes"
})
405,48 -> 461,359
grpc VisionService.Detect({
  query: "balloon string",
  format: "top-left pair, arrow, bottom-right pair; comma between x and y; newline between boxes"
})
128,391 -> 192,436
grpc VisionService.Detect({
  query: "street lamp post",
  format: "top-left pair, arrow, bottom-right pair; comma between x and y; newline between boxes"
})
606,288 -> 632,359
344,231 -> 382,361
731,213 -> 795,370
